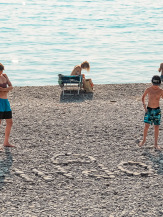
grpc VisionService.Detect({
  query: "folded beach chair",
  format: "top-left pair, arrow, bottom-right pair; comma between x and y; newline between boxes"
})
58,74 -> 83,96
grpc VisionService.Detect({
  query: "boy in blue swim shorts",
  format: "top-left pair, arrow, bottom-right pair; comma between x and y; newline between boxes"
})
139,75 -> 163,150
0,63 -> 13,151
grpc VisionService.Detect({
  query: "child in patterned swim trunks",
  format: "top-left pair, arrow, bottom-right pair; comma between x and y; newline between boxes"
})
139,75 -> 163,150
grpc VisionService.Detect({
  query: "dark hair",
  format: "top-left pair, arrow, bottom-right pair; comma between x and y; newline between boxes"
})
0,63 -> 4,71
81,61 -> 90,71
151,75 -> 161,86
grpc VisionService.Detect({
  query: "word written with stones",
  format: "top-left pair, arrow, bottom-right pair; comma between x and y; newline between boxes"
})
12,154 -> 154,184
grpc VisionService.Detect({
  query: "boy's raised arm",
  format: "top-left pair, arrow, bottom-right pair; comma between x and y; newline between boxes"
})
158,63 -> 163,72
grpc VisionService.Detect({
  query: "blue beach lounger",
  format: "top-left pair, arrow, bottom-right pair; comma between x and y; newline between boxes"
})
58,74 -> 83,96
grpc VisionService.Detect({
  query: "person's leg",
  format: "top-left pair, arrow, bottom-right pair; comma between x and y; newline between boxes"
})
3,118 -> 14,147
0,119 -> 3,151
154,125 -> 161,150
139,123 -> 150,147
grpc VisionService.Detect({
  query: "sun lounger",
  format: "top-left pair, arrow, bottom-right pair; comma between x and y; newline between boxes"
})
58,74 -> 83,96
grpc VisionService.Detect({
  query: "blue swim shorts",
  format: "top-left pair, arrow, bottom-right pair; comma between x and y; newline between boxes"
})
0,98 -> 12,119
144,107 -> 161,125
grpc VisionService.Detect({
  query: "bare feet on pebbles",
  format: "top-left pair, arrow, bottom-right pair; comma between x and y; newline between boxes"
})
0,146 -> 4,152
154,145 -> 161,150
3,143 -> 15,148
139,141 -> 161,150
138,140 -> 145,148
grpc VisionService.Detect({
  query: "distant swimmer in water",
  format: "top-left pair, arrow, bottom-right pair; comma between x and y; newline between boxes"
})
71,61 -> 93,92
139,75 -> 163,150
0,63 -> 14,151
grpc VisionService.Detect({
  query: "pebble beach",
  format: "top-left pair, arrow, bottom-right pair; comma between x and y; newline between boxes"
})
0,84 -> 163,217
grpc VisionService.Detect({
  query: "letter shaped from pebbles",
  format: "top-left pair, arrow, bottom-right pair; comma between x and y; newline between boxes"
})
118,161 -> 153,176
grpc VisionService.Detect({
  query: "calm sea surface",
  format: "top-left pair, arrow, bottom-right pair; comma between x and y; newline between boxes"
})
0,0 -> 163,86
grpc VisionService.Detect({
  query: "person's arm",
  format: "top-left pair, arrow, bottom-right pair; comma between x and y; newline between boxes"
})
142,88 -> 148,112
161,89 -> 163,98
158,63 -> 163,72
76,66 -> 82,75
0,86 -> 13,92
0,74 -> 13,92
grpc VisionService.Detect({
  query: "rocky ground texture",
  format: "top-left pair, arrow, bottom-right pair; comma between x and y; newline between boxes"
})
0,84 -> 163,217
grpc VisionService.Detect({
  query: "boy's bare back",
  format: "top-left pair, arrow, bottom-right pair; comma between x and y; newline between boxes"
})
143,86 -> 163,108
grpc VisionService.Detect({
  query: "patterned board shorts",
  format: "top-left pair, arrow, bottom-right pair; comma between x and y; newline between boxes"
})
144,107 -> 161,125
0,98 -> 12,119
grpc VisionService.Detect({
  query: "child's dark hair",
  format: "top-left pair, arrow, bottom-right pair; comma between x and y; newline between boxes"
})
81,61 -> 90,71
151,75 -> 161,86
0,63 -> 4,71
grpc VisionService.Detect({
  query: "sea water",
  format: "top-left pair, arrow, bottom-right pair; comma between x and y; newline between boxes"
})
0,0 -> 163,86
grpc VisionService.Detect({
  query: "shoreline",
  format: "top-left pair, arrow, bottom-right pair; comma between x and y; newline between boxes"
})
1,83 -> 163,216
12,82 -> 151,87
